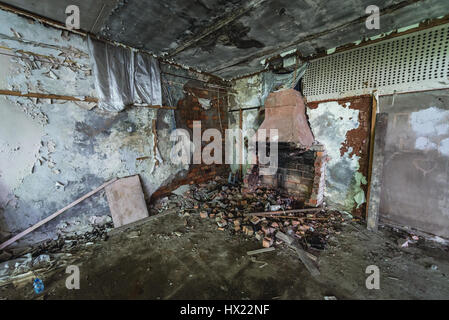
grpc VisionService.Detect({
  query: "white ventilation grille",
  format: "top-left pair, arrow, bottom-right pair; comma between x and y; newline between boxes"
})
303,24 -> 449,102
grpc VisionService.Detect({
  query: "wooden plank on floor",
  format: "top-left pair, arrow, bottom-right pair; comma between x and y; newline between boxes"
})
246,247 -> 276,255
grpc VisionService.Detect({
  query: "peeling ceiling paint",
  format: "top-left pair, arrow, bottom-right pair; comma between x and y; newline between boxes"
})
3,0 -> 449,79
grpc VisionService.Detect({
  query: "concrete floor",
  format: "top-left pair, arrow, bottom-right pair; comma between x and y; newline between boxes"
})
1,210 -> 449,300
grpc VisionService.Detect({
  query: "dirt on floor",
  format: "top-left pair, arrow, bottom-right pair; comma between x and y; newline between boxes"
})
1,206 -> 449,300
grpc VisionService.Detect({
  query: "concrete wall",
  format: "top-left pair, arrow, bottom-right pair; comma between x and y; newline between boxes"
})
378,90 -> 449,238
0,9 -> 224,246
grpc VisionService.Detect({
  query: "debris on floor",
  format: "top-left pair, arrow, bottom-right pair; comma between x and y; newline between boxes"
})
151,176 -> 347,268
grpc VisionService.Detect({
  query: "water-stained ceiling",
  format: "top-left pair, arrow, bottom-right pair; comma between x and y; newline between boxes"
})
2,0 -> 449,79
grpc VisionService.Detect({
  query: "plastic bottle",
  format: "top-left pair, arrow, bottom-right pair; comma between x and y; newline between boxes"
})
33,278 -> 44,294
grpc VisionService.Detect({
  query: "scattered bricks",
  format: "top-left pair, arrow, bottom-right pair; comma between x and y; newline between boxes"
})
250,216 -> 261,225
217,219 -> 227,228
255,230 -> 264,241
261,224 -> 270,235
243,225 -> 254,236
200,211 -> 208,219
263,237 -> 273,248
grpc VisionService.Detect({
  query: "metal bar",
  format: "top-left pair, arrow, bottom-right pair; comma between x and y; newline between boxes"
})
229,106 -> 262,112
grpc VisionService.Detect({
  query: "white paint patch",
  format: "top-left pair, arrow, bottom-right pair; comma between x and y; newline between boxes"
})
410,106 -> 449,136
410,106 -> 449,157
0,97 -> 43,193
307,101 -> 360,208
440,138 -> 449,157
415,136 -> 437,151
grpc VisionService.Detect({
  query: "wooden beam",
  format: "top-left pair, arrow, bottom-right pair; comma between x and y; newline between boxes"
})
276,231 -> 320,277
239,108 -> 243,180
0,89 -> 98,103
365,93 -> 378,219
0,178 -> 118,250
246,247 -> 275,255
0,90 -> 177,110
367,113 -> 389,231
247,208 -> 322,216
263,216 -> 328,220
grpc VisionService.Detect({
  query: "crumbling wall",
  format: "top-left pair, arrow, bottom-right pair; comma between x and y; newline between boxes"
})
307,96 -> 372,216
152,76 -> 230,199
0,9 -> 219,246
228,74 -> 264,175
229,73 -> 372,215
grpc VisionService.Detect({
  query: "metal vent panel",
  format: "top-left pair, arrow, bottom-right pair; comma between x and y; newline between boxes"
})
303,24 -> 449,102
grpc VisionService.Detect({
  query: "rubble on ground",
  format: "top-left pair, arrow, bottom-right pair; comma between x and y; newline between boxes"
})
1,175 -> 347,283
150,176 -> 347,257
0,219 -> 113,286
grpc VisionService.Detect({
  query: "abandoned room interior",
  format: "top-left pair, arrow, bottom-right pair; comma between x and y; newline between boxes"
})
0,0 -> 449,302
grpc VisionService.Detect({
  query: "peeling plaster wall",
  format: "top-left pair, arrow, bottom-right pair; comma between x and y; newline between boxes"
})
378,90 -> 449,238
307,97 -> 372,215
228,75 -> 264,174
0,10 -> 187,246
307,102 -> 361,210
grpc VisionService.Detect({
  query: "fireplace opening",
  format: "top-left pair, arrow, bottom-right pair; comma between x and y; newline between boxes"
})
244,142 -> 326,207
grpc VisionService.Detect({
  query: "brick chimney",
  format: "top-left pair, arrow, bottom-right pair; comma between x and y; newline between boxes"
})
256,89 -> 314,146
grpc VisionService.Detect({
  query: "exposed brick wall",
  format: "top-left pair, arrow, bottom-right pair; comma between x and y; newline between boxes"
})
151,81 -> 230,201
306,147 -> 327,207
